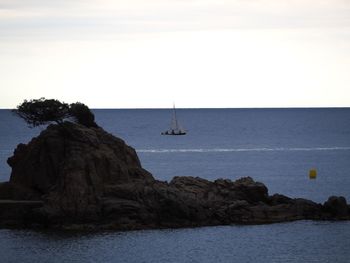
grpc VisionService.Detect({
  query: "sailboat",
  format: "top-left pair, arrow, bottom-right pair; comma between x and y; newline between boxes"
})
161,104 -> 187,135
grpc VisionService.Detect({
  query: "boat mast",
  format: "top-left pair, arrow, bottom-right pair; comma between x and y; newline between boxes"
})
173,103 -> 179,130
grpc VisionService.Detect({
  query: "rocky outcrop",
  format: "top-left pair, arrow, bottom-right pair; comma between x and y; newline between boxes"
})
323,196 -> 349,219
0,122 -> 349,230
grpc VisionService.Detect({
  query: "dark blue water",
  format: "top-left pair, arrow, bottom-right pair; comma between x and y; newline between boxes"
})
0,108 -> 350,262
94,108 -> 350,203
1,221 -> 349,263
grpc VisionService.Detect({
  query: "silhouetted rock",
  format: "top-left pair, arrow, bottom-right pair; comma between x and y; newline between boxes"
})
323,196 -> 349,219
0,122 -> 349,230
5,122 -> 153,225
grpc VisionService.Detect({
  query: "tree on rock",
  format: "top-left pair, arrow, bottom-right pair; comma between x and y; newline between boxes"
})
69,102 -> 98,128
13,98 -> 70,127
13,98 -> 98,128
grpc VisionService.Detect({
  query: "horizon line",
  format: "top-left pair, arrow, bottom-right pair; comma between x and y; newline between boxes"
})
1,106 -> 349,110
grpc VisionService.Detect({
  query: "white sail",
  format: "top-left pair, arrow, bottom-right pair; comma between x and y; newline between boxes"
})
171,106 -> 178,130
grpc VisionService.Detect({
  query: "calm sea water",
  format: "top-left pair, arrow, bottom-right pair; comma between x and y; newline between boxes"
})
0,108 -> 350,262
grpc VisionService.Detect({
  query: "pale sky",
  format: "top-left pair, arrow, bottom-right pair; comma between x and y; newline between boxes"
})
0,0 -> 349,108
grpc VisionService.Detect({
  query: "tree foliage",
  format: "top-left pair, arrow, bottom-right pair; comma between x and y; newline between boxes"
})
13,98 -> 97,128
13,98 -> 70,127
69,102 -> 97,128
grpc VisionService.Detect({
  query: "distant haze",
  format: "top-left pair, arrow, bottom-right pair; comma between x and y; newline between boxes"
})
1,0 -> 349,108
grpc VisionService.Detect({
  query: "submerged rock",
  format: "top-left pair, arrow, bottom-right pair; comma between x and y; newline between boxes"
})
0,122 -> 349,230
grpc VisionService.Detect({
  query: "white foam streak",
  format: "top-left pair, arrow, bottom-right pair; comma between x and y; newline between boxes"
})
137,147 -> 350,153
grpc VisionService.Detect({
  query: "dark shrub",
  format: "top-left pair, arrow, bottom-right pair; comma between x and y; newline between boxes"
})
69,102 -> 98,128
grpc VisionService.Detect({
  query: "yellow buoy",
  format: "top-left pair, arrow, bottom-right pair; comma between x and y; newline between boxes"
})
309,169 -> 317,179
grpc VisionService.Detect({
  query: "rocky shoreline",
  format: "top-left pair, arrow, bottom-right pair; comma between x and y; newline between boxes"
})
0,122 -> 349,230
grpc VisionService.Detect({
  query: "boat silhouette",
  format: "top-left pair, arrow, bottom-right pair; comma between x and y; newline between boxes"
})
161,104 -> 186,135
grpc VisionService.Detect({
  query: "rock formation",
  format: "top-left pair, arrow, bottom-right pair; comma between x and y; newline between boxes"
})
0,122 -> 349,230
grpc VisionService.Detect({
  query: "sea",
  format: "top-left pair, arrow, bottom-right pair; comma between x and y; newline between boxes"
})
0,108 -> 349,263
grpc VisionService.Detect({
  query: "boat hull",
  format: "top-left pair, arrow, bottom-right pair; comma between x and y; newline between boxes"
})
161,131 -> 186,135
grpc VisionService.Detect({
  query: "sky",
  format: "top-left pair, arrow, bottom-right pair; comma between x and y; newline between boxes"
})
0,0 -> 349,108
